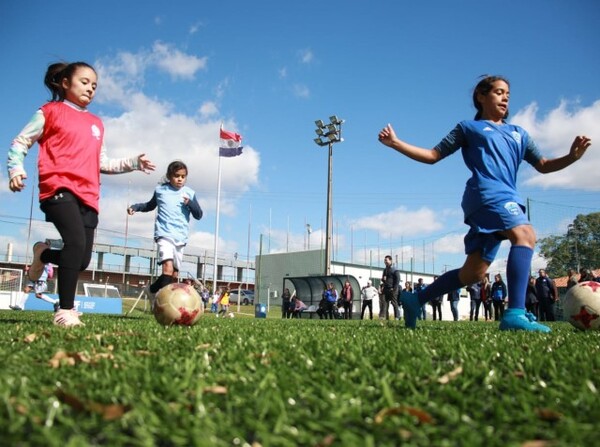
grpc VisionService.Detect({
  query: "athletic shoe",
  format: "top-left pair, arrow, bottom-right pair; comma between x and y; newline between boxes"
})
499,308 -> 551,333
400,291 -> 420,329
9,305 -> 23,311
53,309 -> 85,327
28,241 -> 49,281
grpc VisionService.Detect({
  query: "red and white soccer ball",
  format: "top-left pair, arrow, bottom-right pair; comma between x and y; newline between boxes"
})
563,281 -> 600,331
153,283 -> 203,326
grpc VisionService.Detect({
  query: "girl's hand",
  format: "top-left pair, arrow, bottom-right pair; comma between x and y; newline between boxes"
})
378,123 -> 398,147
570,135 -> 592,161
9,174 -> 26,192
127,207 -> 135,215
138,154 -> 156,173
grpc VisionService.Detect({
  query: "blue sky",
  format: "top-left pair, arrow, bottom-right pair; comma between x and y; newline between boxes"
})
1,0 -> 599,279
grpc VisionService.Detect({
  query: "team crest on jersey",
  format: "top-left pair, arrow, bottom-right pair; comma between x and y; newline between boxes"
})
504,201 -> 521,216
511,131 -> 521,144
91,124 -> 101,140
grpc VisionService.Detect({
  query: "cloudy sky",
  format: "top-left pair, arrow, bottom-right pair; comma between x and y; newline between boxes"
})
1,0 -> 599,280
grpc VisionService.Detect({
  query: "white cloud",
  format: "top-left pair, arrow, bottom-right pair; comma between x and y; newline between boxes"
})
292,83 -> 310,98
278,67 -> 287,78
66,44 -> 260,260
350,206 -> 444,238
512,100 -> 600,191
199,101 -> 219,118
299,49 -> 313,64
151,42 -> 208,80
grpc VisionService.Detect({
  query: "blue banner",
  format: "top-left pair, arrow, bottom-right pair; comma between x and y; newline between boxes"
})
24,293 -> 122,314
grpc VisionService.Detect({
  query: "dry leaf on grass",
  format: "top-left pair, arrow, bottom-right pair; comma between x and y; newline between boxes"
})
437,366 -> 463,384
203,385 -> 228,394
23,333 -> 37,343
375,406 -> 434,424
56,389 -> 131,420
535,408 -> 563,422
48,350 -> 115,368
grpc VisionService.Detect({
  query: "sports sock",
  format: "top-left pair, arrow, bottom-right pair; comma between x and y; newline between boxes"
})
417,269 -> 462,305
506,245 -> 533,309
150,274 -> 173,293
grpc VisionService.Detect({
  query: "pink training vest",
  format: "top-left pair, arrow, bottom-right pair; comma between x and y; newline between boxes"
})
38,102 -> 103,212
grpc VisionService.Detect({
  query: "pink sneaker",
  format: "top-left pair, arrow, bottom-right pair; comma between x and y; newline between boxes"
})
28,242 -> 49,281
53,309 -> 85,327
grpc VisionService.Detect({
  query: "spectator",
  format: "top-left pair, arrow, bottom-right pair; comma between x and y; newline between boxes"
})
429,276 -> 443,321
535,269 -> 558,322
217,288 -> 230,317
341,280 -> 354,319
491,274 -> 507,321
566,268 -> 579,291
525,276 -> 538,319
480,276 -> 493,321
448,288 -> 460,321
281,288 -> 292,319
292,298 -> 308,318
380,255 -> 400,320
360,281 -> 378,320
467,282 -> 482,321
579,268 -> 596,283
210,290 -> 220,313
323,283 -> 338,320
414,278 -> 427,320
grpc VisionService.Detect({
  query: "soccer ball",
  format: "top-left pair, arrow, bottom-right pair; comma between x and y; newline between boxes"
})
563,281 -> 600,331
153,283 -> 203,326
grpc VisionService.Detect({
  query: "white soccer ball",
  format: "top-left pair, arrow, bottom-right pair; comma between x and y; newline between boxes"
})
153,283 -> 203,326
228,312 -> 235,318
563,281 -> 600,331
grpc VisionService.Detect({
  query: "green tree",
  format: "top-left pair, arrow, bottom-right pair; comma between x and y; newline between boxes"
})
537,212 -> 600,277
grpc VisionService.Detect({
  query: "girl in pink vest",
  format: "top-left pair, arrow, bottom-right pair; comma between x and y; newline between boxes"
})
7,61 -> 155,327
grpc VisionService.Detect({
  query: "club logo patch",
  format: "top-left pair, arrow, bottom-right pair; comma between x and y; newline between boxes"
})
511,131 -> 521,144
504,201 -> 521,216
91,124 -> 101,140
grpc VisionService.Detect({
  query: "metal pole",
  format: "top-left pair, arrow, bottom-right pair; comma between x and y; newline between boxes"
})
325,142 -> 333,276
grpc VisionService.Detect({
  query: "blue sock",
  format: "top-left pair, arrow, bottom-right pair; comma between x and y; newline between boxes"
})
417,269 -> 462,306
506,245 -> 533,310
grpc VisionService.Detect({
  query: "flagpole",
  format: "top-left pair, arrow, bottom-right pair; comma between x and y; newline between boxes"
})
213,146 -> 223,296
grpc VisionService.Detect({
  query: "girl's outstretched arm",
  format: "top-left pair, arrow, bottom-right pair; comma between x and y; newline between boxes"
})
378,124 -> 442,165
535,135 -> 591,173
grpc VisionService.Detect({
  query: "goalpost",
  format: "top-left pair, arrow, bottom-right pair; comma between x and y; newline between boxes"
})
0,268 -> 24,309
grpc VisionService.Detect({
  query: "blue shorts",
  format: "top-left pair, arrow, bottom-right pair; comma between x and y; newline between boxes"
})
464,201 -> 529,262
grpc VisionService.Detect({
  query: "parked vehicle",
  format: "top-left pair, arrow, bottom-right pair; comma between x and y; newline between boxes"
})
229,290 -> 255,305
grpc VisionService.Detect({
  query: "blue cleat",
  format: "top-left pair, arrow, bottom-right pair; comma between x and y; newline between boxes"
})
499,308 -> 551,333
400,291 -> 420,329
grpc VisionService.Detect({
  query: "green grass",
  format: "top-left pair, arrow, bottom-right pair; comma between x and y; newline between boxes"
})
1,308 -> 598,447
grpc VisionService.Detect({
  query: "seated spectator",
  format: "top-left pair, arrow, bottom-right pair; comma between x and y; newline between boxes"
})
292,298 -> 308,318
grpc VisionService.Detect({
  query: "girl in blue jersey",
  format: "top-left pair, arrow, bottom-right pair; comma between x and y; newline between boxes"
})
128,160 -> 202,302
378,75 -> 591,332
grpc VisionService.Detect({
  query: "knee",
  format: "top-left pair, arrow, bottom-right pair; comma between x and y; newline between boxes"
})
506,225 -> 537,248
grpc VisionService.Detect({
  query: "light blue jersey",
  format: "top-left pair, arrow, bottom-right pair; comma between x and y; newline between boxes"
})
130,183 -> 202,246
435,120 -> 542,217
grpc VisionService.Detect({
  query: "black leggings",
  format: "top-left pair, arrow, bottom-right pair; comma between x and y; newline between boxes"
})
40,191 -> 98,309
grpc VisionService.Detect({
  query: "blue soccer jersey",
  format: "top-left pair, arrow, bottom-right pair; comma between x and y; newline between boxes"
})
435,120 -> 543,217
130,183 -> 202,246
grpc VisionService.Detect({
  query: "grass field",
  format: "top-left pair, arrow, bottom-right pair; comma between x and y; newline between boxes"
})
1,306 -> 598,447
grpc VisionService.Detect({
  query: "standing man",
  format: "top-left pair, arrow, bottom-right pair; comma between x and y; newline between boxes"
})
467,282 -> 482,321
381,255 -> 400,320
414,278 -> 427,320
535,269 -> 558,322
360,280 -> 378,320
448,288 -> 461,321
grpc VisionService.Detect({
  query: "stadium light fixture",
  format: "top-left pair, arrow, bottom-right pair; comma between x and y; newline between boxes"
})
312,115 -> 344,275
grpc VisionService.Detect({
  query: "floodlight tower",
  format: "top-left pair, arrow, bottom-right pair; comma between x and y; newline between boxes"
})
313,116 -> 344,276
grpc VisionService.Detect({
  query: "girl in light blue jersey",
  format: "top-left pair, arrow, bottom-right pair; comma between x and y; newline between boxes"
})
128,161 -> 202,301
378,75 -> 591,332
